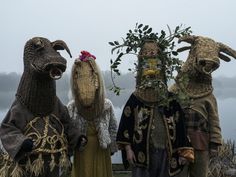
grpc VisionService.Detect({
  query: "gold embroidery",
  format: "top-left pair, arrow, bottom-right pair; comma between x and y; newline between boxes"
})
133,130 -> 143,144
123,130 -> 130,139
124,106 -> 131,117
166,116 -> 176,141
175,111 -> 179,122
170,157 -> 177,169
139,123 -> 147,130
138,151 -> 146,163
0,114 -> 71,177
24,115 -> 68,154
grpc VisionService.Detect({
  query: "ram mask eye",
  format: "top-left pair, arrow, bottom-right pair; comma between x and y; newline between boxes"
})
33,39 -> 44,51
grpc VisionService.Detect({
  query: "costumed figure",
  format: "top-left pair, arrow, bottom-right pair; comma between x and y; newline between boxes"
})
67,51 -> 118,177
170,35 -> 236,177
115,39 -> 194,177
0,37 -> 81,177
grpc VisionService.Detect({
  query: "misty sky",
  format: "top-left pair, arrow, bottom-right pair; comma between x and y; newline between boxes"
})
0,0 -> 236,149
1,0 -> 236,77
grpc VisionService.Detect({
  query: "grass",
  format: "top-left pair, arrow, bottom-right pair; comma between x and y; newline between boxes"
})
113,173 -> 131,177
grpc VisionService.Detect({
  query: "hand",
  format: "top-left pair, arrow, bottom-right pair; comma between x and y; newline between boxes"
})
125,145 -> 136,166
77,135 -> 88,148
210,149 -> 218,157
209,143 -> 219,157
178,157 -> 188,165
80,137 -> 88,147
21,139 -> 34,152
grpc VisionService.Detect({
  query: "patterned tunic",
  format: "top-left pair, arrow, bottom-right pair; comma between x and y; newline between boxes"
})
116,93 -> 193,176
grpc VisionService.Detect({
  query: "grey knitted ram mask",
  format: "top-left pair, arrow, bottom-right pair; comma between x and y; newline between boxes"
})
23,37 -> 72,80
16,37 -> 72,116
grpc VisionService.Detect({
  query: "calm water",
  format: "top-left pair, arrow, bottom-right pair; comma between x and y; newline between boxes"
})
0,100 -> 235,163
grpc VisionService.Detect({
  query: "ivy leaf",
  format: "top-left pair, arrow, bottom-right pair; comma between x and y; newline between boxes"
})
108,42 -> 115,46
111,64 -> 117,69
138,24 -> 143,28
143,25 -> 149,31
114,41 -> 119,45
175,26 -> 180,33
172,51 -> 178,56
146,28 -> 152,34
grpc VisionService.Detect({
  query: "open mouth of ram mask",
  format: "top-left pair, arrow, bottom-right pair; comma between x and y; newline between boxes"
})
49,67 -> 63,80
45,63 -> 66,80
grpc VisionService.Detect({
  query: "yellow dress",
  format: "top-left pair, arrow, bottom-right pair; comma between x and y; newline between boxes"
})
72,122 -> 113,177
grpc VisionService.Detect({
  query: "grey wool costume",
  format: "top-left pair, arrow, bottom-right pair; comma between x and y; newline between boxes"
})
0,37 -> 80,177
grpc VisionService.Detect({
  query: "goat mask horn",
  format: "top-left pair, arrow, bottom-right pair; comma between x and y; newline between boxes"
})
51,40 -> 72,58
177,46 -> 191,53
218,42 -> 236,62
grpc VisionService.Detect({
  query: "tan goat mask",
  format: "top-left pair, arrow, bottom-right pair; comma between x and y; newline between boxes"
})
71,52 -> 105,120
173,35 -> 236,98
177,35 -> 236,75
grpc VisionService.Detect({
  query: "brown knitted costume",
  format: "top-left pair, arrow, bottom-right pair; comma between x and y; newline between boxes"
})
0,37 -> 79,177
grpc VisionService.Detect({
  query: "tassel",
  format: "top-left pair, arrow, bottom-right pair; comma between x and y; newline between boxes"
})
0,155 -> 10,177
59,152 -> 71,170
49,154 -> 56,172
10,163 -> 24,177
25,157 -> 31,172
0,165 -> 9,177
31,154 -> 44,176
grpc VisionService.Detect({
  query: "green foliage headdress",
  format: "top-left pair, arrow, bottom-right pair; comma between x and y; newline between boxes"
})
109,23 -> 192,96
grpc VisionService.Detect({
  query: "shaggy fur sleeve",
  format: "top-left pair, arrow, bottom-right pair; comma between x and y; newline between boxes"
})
67,100 -> 76,119
107,99 -> 118,154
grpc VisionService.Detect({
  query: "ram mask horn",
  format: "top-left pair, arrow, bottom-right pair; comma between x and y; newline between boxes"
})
51,40 -> 72,58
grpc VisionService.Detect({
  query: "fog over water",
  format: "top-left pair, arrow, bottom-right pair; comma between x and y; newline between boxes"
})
0,72 -> 236,163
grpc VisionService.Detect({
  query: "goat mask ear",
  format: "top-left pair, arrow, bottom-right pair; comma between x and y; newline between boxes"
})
32,37 -> 44,51
51,40 -> 72,58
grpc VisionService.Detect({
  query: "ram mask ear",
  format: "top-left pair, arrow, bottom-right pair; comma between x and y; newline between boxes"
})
51,40 -> 72,58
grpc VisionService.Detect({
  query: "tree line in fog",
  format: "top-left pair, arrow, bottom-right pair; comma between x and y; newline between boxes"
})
0,71 -> 135,110
0,72 -> 236,110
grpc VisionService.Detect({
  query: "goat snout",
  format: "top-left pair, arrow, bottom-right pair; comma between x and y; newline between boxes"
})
197,58 -> 220,74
